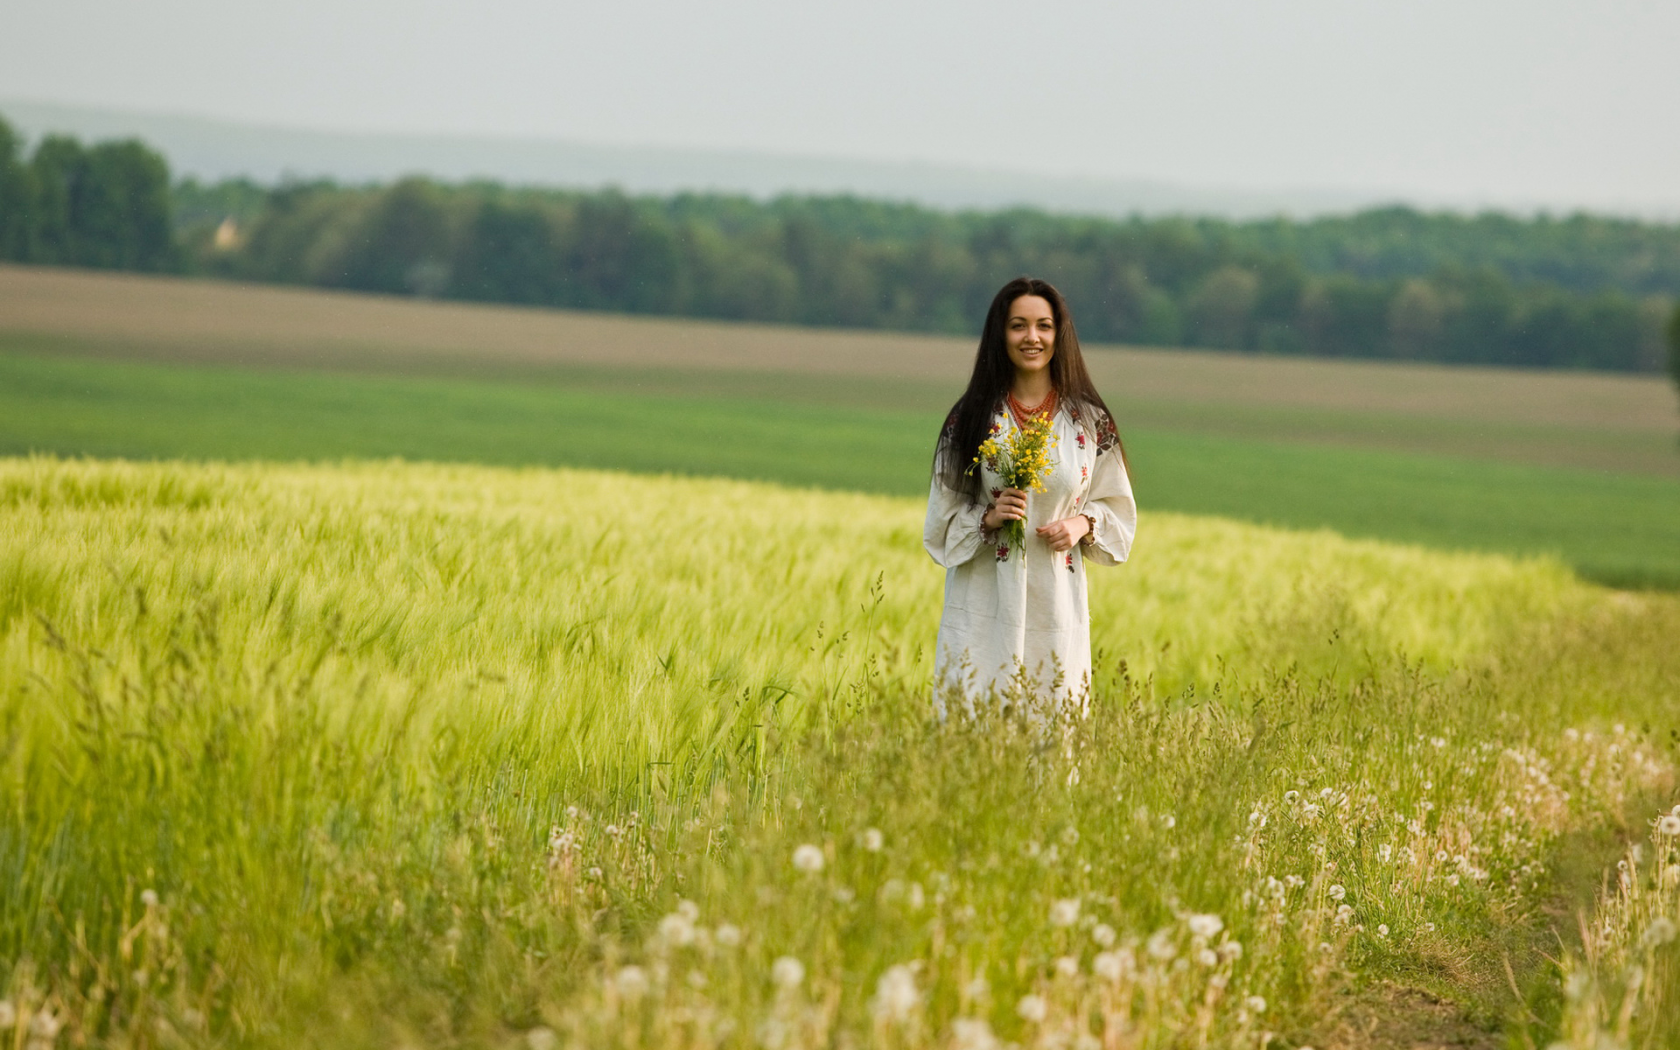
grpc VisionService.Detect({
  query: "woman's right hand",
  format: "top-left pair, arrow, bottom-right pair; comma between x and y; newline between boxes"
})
983,487 -> 1028,531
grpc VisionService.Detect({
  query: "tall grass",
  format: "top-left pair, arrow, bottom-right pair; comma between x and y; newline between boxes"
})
1,457 -> 1676,1048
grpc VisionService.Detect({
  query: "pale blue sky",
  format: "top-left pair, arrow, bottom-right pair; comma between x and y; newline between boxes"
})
3,0 -> 1677,212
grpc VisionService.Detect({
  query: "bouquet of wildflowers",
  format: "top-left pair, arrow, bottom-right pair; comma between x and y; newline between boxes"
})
971,411 -> 1057,550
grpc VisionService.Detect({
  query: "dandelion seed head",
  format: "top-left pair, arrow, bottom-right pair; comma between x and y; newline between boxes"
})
1050,898 -> 1081,927
1093,949 -> 1130,981
1196,948 -> 1219,967
1092,922 -> 1116,948
526,1027 -> 558,1050
871,964 -> 920,1023
1186,913 -> 1223,939
615,965 -> 649,999
1658,816 -> 1680,836
792,844 -> 825,873
140,889 -> 159,908
1016,994 -> 1048,1023
659,911 -> 696,947
1055,955 -> 1079,977
1147,928 -> 1177,960
952,1018 -> 1000,1050
862,828 -> 884,852
27,1011 -> 61,1039
1328,884 -> 1346,901
1377,924 -> 1390,938
771,956 -> 805,988
1642,917 -> 1677,948
1247,995 -> 1267,1013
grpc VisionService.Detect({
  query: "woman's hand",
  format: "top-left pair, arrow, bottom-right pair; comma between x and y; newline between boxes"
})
982,488 -> 1028,532
1037,514 -> 1091,552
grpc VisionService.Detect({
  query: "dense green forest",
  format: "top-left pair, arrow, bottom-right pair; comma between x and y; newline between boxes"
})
5,113 -> 1680,376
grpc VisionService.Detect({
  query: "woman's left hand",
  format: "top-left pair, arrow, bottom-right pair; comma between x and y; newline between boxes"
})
1036,515 -> 1090,552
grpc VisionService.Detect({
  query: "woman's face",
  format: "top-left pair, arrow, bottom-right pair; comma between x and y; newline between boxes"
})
1004,295 -> 1057,378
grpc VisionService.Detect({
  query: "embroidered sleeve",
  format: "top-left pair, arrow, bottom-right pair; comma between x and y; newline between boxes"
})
1092,407 -> 1120,455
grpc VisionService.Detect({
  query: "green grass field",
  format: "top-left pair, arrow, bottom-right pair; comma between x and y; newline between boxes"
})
4,347 -> 1679,589
3,457 -> 1678,1049
6,269 -> 1680,1046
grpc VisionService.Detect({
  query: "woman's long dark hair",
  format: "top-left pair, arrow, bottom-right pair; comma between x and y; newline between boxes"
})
937,276 -> 1126,494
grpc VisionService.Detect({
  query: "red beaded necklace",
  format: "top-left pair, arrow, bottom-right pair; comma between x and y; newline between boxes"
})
1006,387 -> 1058,430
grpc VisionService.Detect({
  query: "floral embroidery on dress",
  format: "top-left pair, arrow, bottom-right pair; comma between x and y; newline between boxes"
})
1093,409 -> 1119,454
995,544 -> 1010,562
990,487 -> 1003,500
1080,464 -> 1088,481
1075,431 -> 1087,449
1065,551 -> 1076,573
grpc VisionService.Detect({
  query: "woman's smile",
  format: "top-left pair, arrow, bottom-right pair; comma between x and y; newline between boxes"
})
1005,294 -> 1057,378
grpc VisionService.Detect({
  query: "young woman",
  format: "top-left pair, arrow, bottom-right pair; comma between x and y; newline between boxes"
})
924,277 -> 1136,720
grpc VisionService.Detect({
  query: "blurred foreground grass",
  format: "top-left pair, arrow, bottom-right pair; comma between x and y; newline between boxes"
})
3,457 -> 1680,1047
3,349 -> 1679,588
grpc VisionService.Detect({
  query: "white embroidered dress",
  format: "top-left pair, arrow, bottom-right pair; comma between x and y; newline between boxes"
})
923,402 -> 1136,717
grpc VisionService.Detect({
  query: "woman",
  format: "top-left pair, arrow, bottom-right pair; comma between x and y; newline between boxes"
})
924,276 -> 1136,721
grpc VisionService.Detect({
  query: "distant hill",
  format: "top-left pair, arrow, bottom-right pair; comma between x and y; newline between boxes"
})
4,98 -> 1400,221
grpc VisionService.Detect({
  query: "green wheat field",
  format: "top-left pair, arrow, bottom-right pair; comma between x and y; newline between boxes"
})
4,267 -> 1680,1048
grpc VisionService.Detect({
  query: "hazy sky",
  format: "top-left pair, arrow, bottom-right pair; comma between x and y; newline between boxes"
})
4,0 -> 1677,211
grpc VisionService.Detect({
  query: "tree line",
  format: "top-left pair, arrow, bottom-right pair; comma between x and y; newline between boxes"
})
0,117 -> 175,272
5,114 -> 1680,378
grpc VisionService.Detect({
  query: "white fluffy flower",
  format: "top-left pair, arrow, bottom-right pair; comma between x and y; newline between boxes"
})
1091,922 -> 1116,948
1094,950 -> 1127,981
526,1027 -> 558,1050
1147,928 -> 1177,960
615,965 -> 650,999
1016,994 -> 1048,1023
871,964 -> 920,1023
140,889 -> 160,908
1186,913 -> 1223,939
1641,916 -> 1677,948
1246,995 -> 1267,1013
792,844 -> 825,873
714,923 -> 742,947
1054,955 -> 1079,977
1377,924 -> 1390,938
1328,884 -> 1346,901
951,1018 -> 1000,1050
1050,898 -> 1081,927
1658,816 -> 1680,837
862,828 -> 885,852
771,956 -> 805,988
659,911 -> 696,947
